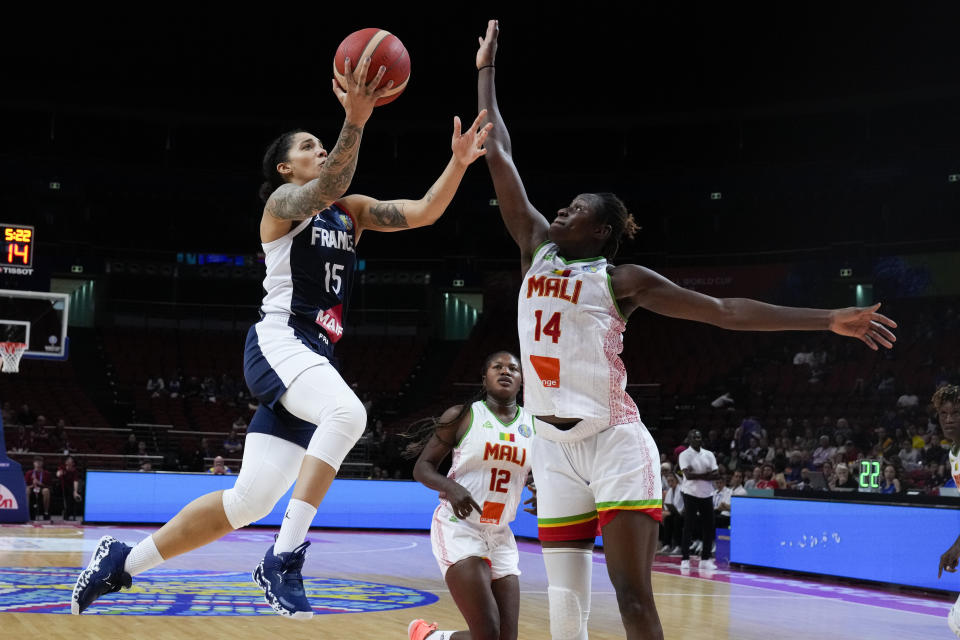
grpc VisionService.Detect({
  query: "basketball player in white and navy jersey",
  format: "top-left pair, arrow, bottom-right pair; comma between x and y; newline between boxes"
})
934,385 -> 960,637
407,351 -> 533,640
476,20 -> 899,640
73,56 -> 495,619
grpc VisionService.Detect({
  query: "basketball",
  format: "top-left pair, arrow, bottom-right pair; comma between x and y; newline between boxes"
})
333,28 -> 410,106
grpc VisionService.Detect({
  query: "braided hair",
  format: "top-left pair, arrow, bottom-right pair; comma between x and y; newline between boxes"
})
593,192 -> 640,259
402,350 -> 520,458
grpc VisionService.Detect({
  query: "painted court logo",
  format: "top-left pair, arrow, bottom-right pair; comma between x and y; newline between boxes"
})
0,484 -> 18,509
0,567 -> 438,616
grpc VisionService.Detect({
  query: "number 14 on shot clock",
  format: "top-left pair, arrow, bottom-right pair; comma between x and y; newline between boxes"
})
1,223 -> 34,269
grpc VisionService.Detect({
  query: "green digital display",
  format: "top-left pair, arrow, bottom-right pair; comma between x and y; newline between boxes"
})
859,460 -> 880,488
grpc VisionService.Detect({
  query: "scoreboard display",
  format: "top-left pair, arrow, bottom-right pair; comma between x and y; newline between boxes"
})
1,223 -> 34,272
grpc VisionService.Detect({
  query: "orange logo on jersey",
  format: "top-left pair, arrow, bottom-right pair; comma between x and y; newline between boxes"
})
526,276 -> 582,304
480,501 -> 506,525
529,355 -> 560,388
483,442 -> 527,467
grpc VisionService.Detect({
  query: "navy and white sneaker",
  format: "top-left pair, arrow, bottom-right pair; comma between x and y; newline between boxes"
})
253,541 -> 313,620
71,535 -> 133,614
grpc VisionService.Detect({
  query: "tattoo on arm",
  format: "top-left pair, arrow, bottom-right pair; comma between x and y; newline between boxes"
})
369,202 -> 410,228
266,122 -> 365,221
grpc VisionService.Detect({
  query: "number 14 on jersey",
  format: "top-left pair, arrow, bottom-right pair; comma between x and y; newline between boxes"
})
533,310 -> 562,343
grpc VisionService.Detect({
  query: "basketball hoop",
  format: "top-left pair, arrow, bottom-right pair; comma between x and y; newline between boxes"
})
0,341 -> 26,373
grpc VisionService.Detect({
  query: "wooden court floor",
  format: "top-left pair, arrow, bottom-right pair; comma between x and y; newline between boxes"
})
0,523 -> 954,639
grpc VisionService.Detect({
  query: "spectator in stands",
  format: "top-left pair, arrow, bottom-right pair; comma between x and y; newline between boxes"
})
880,464 -> 902,494
31,415 -> 50,451
812,435 -> 835,468
232,415 -> 248,431
829,463 -> 859,490
16,403 -> 36,426
12,425 -> 31,453
899,438 -> 922,471
183,375 -> 201,398
755,463 -> 779,490
712,474 -> 733,528
783,452 -> 804,487
906,423 -> 925,449
876,427 -> 896,457
139,460 -> 153,472
744,465 -> 761,491
923,432 -> 947,466
208,456 -> 232,475
925,460 -> 948,493
660,461 -> 673,492
167,374 -> 182,398
659,473 -> 683,555
735,417 -> 765,452
818,460 -> 836,489
678,429 -> 719,571
201,376 -> 218,402
136,441 -> 151,469
25,456 -> 51,519
147,374 -> 166,398
1,401 -> 13,424
122,433 -> 138,456
223,426 -> 244,457
57,456 -> 82,520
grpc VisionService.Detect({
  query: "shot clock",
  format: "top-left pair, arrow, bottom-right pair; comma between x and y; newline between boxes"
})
1,223 -> 34,271
858,459 -> 881,491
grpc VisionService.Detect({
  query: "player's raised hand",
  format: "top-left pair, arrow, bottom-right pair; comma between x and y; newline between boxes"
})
476,19 -> 499,69
332,56 -> 392,125
451,110 -> 494,165
828,303 -> 898,350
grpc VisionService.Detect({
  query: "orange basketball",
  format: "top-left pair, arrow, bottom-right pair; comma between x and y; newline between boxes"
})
333,28 -> 410,107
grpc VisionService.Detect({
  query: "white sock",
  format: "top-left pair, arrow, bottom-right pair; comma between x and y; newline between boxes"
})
274,498 -> 317,554
123,535 -> 164,577
430,632 -> 455,640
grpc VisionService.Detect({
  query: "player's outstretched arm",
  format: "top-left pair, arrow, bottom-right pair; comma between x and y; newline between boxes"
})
477,19 -> 549,270
345,111 -> 493,237
412,406 -> 483,520
611,264 -> 898,350
263,57 -> 391,222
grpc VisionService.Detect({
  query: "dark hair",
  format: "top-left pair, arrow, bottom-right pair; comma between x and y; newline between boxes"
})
593,192 -> 640,258
933,384 -> 960,410
402,351 -> 519,458
259,129 -> 305,203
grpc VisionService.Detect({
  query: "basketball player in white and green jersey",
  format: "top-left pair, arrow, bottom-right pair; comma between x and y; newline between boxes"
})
935,385 -> 960,637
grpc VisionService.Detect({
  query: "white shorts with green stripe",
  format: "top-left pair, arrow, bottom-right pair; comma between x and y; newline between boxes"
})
531,420 -> 663,542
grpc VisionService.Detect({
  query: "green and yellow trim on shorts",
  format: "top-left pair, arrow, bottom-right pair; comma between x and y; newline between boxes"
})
597,499 -> 663,527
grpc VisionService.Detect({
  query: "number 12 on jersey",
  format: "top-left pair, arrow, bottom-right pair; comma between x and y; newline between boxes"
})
489,468 -> 511,493
533,310 -> 562,343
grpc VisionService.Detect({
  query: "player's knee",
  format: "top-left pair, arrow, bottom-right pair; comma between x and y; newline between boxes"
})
548,586 -> 588,640
612,583 -> 656,625
221,487 -> 274,529
340,393 -> 367,440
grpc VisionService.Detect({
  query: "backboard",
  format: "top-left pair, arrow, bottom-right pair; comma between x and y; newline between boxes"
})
0,289 -> 69,360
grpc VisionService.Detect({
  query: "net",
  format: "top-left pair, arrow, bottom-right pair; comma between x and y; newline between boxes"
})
0,341 -> 26,373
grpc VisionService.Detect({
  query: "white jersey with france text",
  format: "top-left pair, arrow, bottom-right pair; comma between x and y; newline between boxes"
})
443,401 -> 535,527
517,242 -> 639,440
